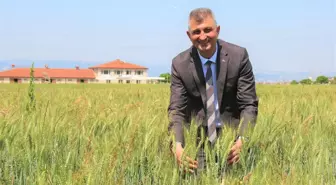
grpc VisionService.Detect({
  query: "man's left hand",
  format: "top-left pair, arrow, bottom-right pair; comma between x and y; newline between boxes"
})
227,137 -> 243,165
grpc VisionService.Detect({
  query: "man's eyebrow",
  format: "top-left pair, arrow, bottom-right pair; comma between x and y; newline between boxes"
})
190,28 -> 200,33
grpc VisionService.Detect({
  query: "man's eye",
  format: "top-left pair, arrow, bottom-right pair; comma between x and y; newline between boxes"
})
204,28 -> 212,33
192,30 -> 200,35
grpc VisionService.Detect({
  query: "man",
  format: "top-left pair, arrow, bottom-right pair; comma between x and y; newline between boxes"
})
168,8 -> 258,173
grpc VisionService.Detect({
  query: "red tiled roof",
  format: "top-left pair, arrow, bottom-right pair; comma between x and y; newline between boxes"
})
0,68 -> 96,79
89,59 -> 147,69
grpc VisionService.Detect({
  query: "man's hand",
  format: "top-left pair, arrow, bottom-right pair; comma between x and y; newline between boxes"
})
175,142 -> 198,173
227,137 -> 243,165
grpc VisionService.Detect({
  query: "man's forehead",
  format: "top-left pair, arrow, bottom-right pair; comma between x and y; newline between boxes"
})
189,18 -> 216,29
190,15 -> 213,23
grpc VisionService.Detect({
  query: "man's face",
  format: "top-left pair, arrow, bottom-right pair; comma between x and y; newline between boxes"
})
187,16 -> 220,58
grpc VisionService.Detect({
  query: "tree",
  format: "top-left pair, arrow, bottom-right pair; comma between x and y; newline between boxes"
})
159,73 -> 171,83
300,79 -> 312,85
315,75 -> 329,84
290,80 -> 298,85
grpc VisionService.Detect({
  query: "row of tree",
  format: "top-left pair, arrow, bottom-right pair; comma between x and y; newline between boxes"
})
159,73 -> 336,85
159,73 -> 171,83
291,75 -> 336,85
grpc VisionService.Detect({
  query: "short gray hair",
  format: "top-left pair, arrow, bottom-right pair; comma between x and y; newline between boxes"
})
189,8 -> 217,25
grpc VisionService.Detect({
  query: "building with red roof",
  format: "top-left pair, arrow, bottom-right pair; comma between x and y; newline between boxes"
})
0,59 -> 164,84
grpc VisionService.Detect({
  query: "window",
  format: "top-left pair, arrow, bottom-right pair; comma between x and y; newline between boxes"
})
116,71 -> 121,75
106,80 -> 111,83
126,80 -> 130,84
103,70 -> 109,75
136,80 -> 141,84
118,80 -> 123,83
126,70 -> 131,75
68,79 -> 72,82
137,71 -> 143,75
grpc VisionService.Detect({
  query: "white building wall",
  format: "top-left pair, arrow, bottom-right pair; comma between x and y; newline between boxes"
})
66,79 -> 77,84
56,79 -> 66,84
54,78 -> 78,84
20,78 -> 47,84
88,79 -> 98,84
0,78 -> 10,83
35,79 -> 42,84
142,70 -> 148,77
21,78 -> 29,83
95,69 -> 148,77
94,68 -> 148,84
20,78 -> 42,84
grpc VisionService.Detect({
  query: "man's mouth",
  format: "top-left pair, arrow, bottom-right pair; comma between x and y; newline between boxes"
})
198,39 -> 210,46
199,42 -> 209,48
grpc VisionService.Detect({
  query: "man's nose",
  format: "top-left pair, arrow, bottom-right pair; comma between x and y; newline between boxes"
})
199,33 -> 207,41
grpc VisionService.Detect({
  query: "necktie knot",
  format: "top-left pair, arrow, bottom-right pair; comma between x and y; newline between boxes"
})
206,60 -> 213,67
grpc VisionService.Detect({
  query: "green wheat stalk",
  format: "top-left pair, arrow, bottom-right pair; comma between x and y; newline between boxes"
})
26,62 -> 36,112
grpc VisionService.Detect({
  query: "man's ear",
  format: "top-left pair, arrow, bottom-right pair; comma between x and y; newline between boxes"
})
216,25 -> 221,34
186,30 -> 191,40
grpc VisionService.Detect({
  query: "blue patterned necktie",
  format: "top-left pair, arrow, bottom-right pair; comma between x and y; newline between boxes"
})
205,60 -> 217,144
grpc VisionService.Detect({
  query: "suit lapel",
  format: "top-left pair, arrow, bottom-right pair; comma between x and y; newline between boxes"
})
216,42 -> 229,108
189,47 -> 206,108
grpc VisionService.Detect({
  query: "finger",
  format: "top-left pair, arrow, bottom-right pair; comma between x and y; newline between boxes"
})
229,147 -> 241,157
227,154 -> 233,161
227,155 -> 235,162
227,151 -> 239,162
227,150 -> 238,160
229,146 -> 237,156
229,146 -> 235,153
233,156 -> 240,164
183,168 -> 195,173
182,165 -> 195,174
228,155 -> 240,165
186,156 -> 198,165
183,159 -> 197,167
182,160 -> 198,169
188,163 -> 198,169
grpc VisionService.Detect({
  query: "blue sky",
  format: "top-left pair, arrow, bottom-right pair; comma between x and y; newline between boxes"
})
0,0 -> 335,80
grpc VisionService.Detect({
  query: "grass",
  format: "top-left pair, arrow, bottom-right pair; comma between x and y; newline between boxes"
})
0,84 -> 335,184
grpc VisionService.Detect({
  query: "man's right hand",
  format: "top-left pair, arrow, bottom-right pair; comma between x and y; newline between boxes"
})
175,142 -> 198,173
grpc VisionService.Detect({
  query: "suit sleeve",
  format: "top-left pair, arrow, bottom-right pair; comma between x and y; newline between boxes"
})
236,48 -> 259,136
168,61 -> 188,147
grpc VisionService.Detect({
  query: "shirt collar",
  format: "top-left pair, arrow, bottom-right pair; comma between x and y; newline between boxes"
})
197,42 -> 218,65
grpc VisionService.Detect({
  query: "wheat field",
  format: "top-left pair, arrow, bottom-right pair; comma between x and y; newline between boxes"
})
0,84 -> 335,184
